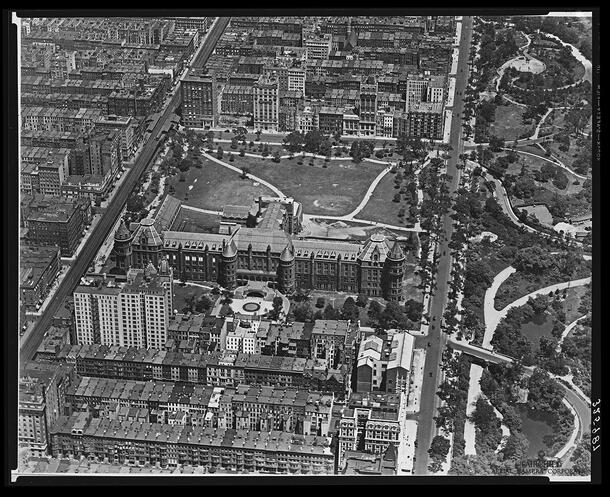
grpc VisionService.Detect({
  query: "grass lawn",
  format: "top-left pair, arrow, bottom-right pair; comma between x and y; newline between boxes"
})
166,157 -> 274,211
514,31 -> 529,49
494,261 -> 590,311
520,204 -> 554,226
229,155 -> 387,216
544,132 -> 590,172
172,284 -> 212,314
358,172 -> 412,226
490,103 -> 534,141
562,286 -> 588,323
508,152 -> 584,205
171,208 -> 220,233
403,263 -> 424,304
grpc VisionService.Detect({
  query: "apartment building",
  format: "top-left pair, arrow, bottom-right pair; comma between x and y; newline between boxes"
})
50,412 -> 334,473
73,263 -> 173,349
181,69 -> 216,128
253,74 -> 279,132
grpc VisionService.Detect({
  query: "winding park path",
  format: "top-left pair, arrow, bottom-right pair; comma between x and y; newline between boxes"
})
556,314 -> 587,353
474,166 -> 588,249
200,150 -> 424,234
500,147 -> 587,180
181,205 -> 223,216
460,268 -> 591,461
201,150 -> 286,198
483,271 -> 591,350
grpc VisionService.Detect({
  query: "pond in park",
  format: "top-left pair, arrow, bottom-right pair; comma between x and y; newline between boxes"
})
518,406 -> 556,458
520,312 -> 555,352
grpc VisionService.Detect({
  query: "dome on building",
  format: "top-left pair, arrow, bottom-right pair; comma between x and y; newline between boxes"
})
358,233 -> 391,262
133,217 -> 163,246
114,218 -> 131,241
387,241 -> 405,261
280,243 -> 294,262
222,239 -> 238,258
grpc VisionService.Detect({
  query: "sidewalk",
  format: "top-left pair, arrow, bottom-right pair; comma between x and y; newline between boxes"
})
24,263 -> 70,318
60,212 -> 103,264
405,349 -> 426,413
463,363 -> 483,456
398,420 -> 418,474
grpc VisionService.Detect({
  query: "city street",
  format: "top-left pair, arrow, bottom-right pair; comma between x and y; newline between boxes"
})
18,18 -> 231,366
412,15 -> 473,475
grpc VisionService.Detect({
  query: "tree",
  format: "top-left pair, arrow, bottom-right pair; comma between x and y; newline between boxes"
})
379,301 -> 409,330
529,294 -> 550,315
404,299 -> 424,322
293,302 -> 314,322
367,300 -> 382,322
315,297 -> 326,309
341,297 -> 360,322
471,397 -> 498,431
268,296 -> 284,320
283,131 -> 304,152
513,246 -> 555,275
272,150 -> 281,163
216,146 -> 224,160
429,435 -> 451,462
350,141 -> 362,163
323,303 -> 341,320
570,432 -> 591,476
527,368 -> 564,412
303,129 -> 326,154
126,194 -> 145,213
502,432 -> 530,461
194,295 -> 213,313
552,171 -> 568,190
356,294 -> 369,308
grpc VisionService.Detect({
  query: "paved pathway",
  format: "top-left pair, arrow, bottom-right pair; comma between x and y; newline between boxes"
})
531,107 -> 554,140
303,214 -> 425,233
181,205 -> 223,216
203,150 -> 423,234
481,170 -> 587,249
485,273 -> 591,350
201,151 -> 286,198
483,266 -> 516,348
556,315 -> 588,353
464,363 -> 483,455
501,147 -> 587,180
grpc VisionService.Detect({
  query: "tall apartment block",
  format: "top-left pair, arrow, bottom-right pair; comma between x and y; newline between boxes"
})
253,74 -> 280,132
73,261 -> 173,349
359,78 -> 379,136
305,33 -> 333,60
405,74 -> 446,111
18,362 -> 75,457
181,69 -> 216,129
